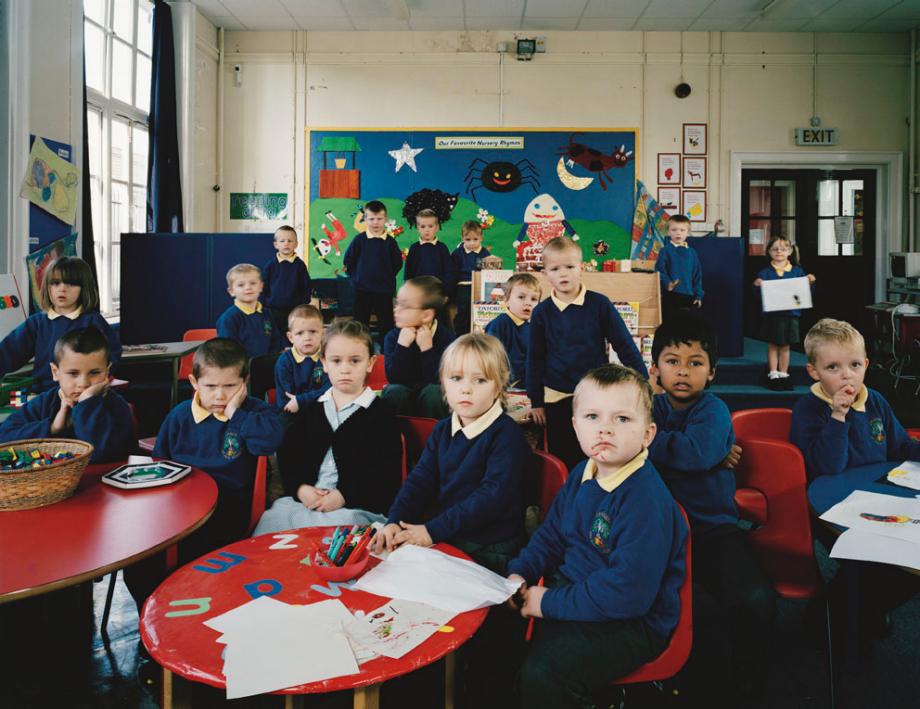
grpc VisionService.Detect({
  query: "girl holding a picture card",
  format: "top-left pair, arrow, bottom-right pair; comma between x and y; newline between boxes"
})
753,236 -> 816,390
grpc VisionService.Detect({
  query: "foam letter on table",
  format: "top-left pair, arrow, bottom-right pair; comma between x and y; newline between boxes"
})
269,534 -> 299,550
193,551 -> 247,574
165,597 -> 213,617
310,580 -> 357,598
244,579 -> 283,599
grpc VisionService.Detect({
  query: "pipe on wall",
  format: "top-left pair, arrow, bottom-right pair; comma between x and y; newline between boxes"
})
216,26 -> 224,230
910,28 -> 916,251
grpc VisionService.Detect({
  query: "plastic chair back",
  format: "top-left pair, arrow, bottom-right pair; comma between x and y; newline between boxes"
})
615,504 -> 693,685
524,449 -> 567,520
731,408 -> 792,442
368,356 -> 388,391
908,428 -> 920,441
248,456 -> 269,534
398,416 -> 438,473
178,329 -> 217,381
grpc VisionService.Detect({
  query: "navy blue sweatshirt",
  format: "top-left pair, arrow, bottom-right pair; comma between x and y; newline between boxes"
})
216,303 -> 281,359
656,242 -> 703,300
386,408 -> 528,545
404,240 -> 451,285
791,386 -> 920,479
649,393 -> 738,533
756,264 -> 808,317
485,312 -> 530,386
262,256 -> 312,309
526,289 -> 648,408
383,323 -> 456,387
0,386 -> 132,463
342,232 -> 403,294
508,458 -> 687,636
0,311 -> 122,392
154,395 -> 284,494
273,349 -> 330,409
449,246 -> 490,293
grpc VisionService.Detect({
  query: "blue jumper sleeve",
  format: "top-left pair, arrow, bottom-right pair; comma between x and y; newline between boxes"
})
790,403 -> 850,477
343,235 -> 360,275
404,244 -> 419,281
525,308 -> 548,408
296,371 -> 330,409
692,255 -> 704,300
604,302 -> 648,377
0,393 -> 53,441
507,472 -> 574,583
216,310 -> 238,341
261,260 -> 273,304
881,398 -> 920,461
72,393 -> 133,462
655,248 -> 672,287
0,317 -> 38,378
387,428 -> 443,525
229,401 -> 285,456
274,353 -> 295,409
648,403 -> 733,474
152,412 -> 177,460
383,332 -> 414,385
301,260 -> 312,302
388,238 -> 404,278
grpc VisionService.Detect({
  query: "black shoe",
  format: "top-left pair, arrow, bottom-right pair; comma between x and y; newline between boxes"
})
137,657 -> 160,689
777,375 -> 794,390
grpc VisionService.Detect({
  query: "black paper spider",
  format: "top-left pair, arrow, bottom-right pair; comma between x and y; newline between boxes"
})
464,159 -> 540,199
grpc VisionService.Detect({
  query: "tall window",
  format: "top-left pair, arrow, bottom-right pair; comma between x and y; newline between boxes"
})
84,0 -> 153,315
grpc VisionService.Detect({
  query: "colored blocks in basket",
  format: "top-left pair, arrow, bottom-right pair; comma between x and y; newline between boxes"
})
0,447 -> 75,471
8,390 -> 39,408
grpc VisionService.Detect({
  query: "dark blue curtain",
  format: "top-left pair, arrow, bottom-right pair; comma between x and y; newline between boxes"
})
146,0 -> 184,233
81,49 -> 97,276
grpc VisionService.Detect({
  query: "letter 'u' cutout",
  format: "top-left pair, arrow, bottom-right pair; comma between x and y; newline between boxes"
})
269,534 -> 299,550
310,579 -> 357,597
193,551 -> 247,573
244,579 -> 283,599
165,597 -> 212,617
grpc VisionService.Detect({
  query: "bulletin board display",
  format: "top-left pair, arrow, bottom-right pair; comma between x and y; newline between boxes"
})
305,128 -> 638,278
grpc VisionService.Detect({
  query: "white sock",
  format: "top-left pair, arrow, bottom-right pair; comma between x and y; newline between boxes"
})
768,370 -> 781,379
778,371 -> 790,378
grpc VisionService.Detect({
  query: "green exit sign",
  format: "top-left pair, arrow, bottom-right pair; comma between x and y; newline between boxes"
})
795,128 -> 839,146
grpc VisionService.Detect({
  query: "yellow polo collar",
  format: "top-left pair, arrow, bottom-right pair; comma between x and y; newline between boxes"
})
505,306 -> 526,327
191,392 -> 229,423
234,299 -> 263,315
451,398 -> 503,439
810,383 -> 868,413
550,284 -> 586,312
419,237 -> 439,245
581,448 -> 648,493
772,261 -> 792,277
47,306 -> 83,320
291,348 -> 320,364
672,242 -> 689,248
367,231 -> 388,240
277,253 -> 297,263
464,245 -> 483,254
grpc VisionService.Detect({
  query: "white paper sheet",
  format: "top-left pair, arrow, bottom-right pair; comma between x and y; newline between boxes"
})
829,529 -> 920,571
886,461 -> 920,491
760,276 -> 813,313
353,545 -> 520,614
820,490 -> 920,544
345,600 -> 453,659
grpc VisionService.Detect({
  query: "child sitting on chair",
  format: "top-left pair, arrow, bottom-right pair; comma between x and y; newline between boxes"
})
506,364 -> 687,709
274,304 -> 330,412
0,326 -> 132,463
255,319 -> 402,534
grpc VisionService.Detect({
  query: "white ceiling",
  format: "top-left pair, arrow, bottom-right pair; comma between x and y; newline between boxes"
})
189,0 -> 920,33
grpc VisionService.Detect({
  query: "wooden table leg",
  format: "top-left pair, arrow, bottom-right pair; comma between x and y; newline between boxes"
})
444,651 -> 455,709
161,668 -> 173,709
283,695 -> 294,709
353,683 -> 380,709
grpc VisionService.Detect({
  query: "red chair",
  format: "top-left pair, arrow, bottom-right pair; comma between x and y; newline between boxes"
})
178,328 -> 217,381
907,428 -> 920,440
731,407 -> 792,442
248,456 -> 269,534
368,355 -> 388,391
524,449 -> 567,521
398,416 -> 438,476
266,388 -> 277,407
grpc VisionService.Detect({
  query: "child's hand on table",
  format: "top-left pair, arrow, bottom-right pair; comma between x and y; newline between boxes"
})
297,484 -> 325,509
520,585 -> 546,619
415,326 -> 434,352
283,393 -> 300,413
372,523 -> 402,553
507,574 -> 527,611
50,399 -> 72,435
721,443 -> 742,469
394,521 -> 432,548
78,380 -> 109,402
397,327 -> 418,348
832,386 -> 856,422
313,488 -> 345,512
224,381 -> 249,419
530,407 -> 546,427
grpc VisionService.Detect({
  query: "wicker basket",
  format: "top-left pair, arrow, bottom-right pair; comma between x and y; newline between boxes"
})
0,439 -> 94,511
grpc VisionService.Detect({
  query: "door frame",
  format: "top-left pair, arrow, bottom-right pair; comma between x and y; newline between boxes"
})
730,151 -> 904,302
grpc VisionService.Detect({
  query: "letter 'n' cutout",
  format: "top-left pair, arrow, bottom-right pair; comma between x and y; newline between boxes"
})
192,551 -> 247,574
244,579 -> 283,599
165,597 -> 212,617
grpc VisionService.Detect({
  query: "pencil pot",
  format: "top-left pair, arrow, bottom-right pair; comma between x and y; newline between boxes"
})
312,547 -> 371,582
0,438 -> 94,511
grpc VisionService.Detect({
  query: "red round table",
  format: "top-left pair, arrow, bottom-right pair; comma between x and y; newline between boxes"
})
0,462 -> 217,603
140,527 -> 489,709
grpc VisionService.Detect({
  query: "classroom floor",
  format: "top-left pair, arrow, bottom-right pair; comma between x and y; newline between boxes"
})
2,369 -> 918,708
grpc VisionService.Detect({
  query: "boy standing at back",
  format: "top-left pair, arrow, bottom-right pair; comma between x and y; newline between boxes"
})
343,200 -> 403,339
648,316 -> 775,702
485,272 -> 541,387
262,226 -> 312,338
655,214 -> 703,321
527,237 -> 647,469
449,220 -> 490,335
404,209 -> 451,284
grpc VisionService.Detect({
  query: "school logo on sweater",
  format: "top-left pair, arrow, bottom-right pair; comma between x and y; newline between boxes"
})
263,320 -> 273,337
869,418 -> 886,444
222,431 -> 241,459
590,511 -> 612,553
312,365 -> 325,386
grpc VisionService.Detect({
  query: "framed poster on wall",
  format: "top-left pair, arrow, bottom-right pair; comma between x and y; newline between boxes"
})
682,190 -> 707,222
682,157 -> 707,188
658,187 -> 680,213
657,153 -> 680,185
682,123 -> 707,155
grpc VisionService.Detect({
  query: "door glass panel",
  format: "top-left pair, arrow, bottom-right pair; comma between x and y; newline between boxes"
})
111,182 -> 129,242
111,40 -> 134,104
818,180 -> 838,217
775,180 -> 795,216
84,0 -> 106,24
842,181 -> 863,217
853,219 -> 864,256
85,21 -> 106,92
749,180 -> 771,217
111,119 -> 129,182
818,219 -> 837,256
748,218 -> 770,256
777,219 -> 795,245
113,0 -> 134,41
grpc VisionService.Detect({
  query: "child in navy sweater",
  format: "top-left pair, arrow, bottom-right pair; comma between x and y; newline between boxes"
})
648,316 -> 775,702
0,327 -> 131,463
262,226 -> 312,338
256,319 -> 401,534
754,236 -> 816,390
381,276 -> 456,419
449,220 -> 490,335
507,364 -> 687,709
527,236 -> 647,469
343,200 -> 403,339
791,318 -> 920,478
274,304 -> 330,412
217,263 -> 281,398
124,338 -> 284,608
374,333 -> 529,573
655,215 -> 703,322
485,272 -> 541,387
404,209 -> 452,284
0,256 -> 120,391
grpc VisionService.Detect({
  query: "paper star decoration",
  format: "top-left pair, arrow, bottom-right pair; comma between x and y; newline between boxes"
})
388,142 -> 423,173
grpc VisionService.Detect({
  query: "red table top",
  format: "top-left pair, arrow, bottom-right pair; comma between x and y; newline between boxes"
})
140,528 -> 489,695
0,463 -> 217,602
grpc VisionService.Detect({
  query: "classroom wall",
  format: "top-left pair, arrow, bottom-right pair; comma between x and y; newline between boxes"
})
199,29 -> 911,255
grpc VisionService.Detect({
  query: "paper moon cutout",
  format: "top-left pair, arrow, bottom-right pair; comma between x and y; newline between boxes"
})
556,157 -> 594,190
